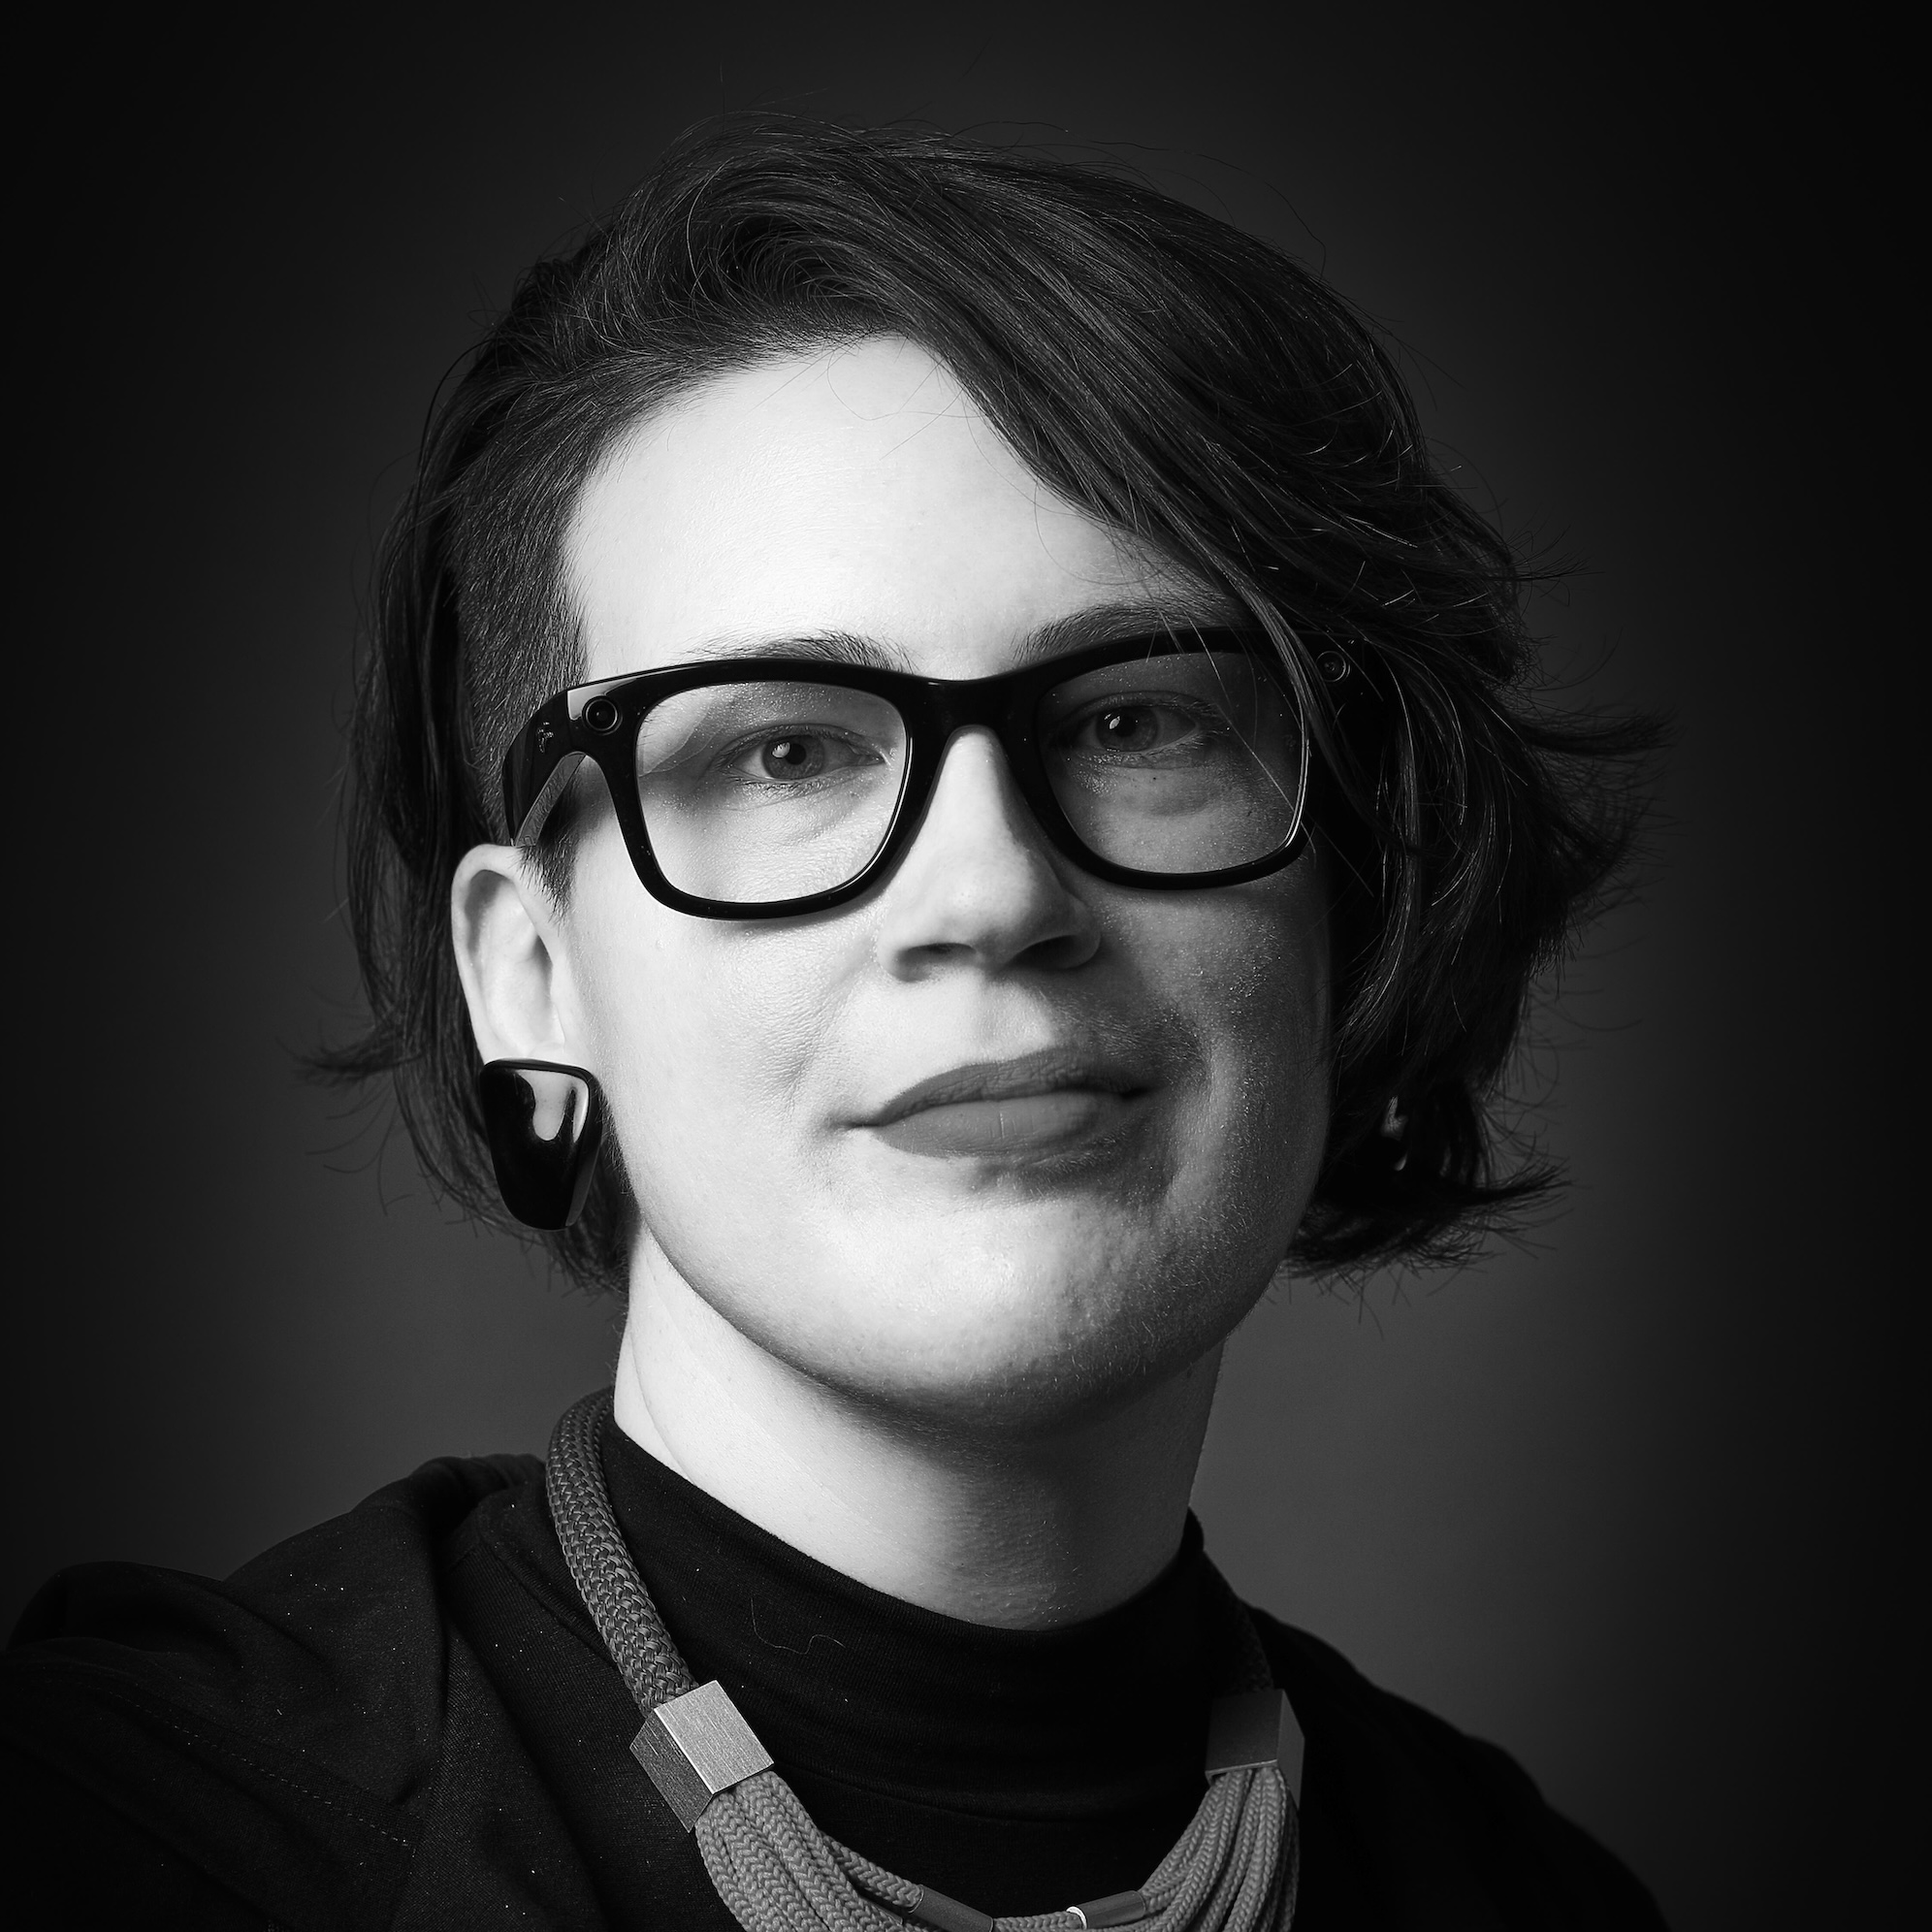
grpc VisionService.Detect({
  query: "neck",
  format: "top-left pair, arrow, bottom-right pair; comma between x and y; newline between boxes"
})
610,1254 -> 1222,1631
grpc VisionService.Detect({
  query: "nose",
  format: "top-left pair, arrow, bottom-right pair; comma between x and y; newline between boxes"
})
872,727 -> 1099,979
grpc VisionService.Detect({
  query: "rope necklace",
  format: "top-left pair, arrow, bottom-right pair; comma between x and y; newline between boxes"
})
545,1390 -> 1303,1932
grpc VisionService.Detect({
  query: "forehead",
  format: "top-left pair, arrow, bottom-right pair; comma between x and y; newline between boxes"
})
564,337 -> 1219,682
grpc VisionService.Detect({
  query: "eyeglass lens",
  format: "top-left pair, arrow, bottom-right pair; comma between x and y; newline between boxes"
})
629,650 -> 1304,905
1037,650 -> 1303,874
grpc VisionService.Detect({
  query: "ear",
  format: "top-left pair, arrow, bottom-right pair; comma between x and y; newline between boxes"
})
451,844 -> 583,1067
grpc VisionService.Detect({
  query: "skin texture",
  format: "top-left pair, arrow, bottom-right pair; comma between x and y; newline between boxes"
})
453,338 -> 1332,1627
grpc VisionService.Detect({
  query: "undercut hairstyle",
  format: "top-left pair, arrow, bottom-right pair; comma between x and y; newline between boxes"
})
322,115 -> 1656,1292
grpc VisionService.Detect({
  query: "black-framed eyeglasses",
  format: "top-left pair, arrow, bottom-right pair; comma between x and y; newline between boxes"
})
501,628 -> 1312,919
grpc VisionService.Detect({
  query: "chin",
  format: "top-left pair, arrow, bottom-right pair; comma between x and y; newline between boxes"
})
771,1232 -> 1247,1433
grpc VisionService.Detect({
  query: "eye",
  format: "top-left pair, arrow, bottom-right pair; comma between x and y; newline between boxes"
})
728,731 -> 882,785
1092,705 -> 1162,753
1059,699 -> 1212,760
761,735 -> 821,778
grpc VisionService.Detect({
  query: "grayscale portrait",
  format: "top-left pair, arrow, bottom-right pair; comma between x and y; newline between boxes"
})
2,17 -> 1901,1932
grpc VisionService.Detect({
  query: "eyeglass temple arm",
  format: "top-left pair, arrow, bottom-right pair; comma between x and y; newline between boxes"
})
501,692 -> 582,846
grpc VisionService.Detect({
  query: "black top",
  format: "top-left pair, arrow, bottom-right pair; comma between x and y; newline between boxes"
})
0,1421 -> 1665,1928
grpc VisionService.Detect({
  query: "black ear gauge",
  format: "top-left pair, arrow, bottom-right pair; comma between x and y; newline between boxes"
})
1316,648 -> 1353,684
478,1060 -> 607,1229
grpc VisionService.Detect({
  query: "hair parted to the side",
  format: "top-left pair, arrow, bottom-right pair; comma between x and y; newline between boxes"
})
318,115 -> 1657,1293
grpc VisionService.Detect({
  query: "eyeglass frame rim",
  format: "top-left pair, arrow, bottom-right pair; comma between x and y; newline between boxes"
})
499,627 -> 1316,919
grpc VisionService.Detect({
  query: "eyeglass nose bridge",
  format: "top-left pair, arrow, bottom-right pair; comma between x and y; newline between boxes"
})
873,705 -> 1060,890
853,657 -> 1120,895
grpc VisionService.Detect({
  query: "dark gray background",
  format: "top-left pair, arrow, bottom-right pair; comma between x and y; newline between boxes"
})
11,9 -> 1911,1928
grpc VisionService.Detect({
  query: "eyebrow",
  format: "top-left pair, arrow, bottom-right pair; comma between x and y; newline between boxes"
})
683,597 -> 1248,674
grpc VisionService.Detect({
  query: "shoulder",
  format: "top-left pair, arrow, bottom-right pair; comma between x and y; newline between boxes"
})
0,1452 -> 542,1926
1253,1611 -> 1667,1929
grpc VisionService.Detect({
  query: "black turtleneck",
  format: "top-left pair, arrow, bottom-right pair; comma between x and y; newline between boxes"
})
600,1421 -> 1218,1912
2,1431 -> 1668,1928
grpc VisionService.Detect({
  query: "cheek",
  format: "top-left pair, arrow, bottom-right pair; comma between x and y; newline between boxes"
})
567,838 -> 849,1190
1231,900 -> 1331,1114
1135,868 -> 1332,1220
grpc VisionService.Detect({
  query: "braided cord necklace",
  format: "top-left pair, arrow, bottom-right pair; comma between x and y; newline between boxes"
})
545,1391 -> 1303,1932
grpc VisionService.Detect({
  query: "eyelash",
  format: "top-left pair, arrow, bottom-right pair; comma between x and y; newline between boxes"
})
714,727 -> 889,787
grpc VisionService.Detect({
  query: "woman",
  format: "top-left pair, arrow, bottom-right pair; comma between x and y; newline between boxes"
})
1,120 -> 1662,1928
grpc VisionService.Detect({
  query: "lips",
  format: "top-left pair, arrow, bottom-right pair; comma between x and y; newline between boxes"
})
860,1048 -> 1149,1159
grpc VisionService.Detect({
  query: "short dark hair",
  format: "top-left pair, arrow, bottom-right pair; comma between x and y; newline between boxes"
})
323,115 -> 1655,1292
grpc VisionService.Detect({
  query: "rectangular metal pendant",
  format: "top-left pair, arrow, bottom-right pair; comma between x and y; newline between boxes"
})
630,1680 -> 775,1830
1205,1689 -> 1305,1801
907,1887 -> 996,1932
1066,1889 -> 1151,1926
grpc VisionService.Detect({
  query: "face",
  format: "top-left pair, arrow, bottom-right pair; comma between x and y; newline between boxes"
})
479,338 -> 1331,1433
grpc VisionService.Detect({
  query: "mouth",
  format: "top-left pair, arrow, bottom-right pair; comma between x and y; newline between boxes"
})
859,1048 -> 1151,1160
